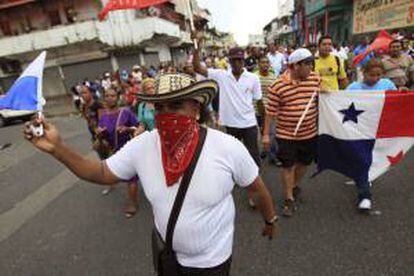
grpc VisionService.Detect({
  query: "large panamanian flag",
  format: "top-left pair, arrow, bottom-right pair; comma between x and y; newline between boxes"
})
0,51 -> 46,111
317,91 -> 414,184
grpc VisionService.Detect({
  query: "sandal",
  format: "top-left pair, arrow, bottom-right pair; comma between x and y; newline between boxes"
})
124,204 -> 137,219
282,199 -> 297,217
293,186 -> 302,202
101,187 -> 113,196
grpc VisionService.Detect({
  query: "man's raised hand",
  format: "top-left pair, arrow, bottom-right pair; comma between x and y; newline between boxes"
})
23,117 -> 62,154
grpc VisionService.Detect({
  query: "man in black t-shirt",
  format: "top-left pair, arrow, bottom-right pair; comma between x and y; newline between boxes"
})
245,46 -> 259,72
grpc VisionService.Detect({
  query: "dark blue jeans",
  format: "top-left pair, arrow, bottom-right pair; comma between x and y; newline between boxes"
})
356,181 -> 372,201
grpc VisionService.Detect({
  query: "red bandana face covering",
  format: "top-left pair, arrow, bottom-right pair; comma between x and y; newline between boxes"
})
155,113 -> 199,186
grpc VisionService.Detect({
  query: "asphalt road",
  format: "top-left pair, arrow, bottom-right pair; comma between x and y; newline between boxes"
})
0,117 -> 413,276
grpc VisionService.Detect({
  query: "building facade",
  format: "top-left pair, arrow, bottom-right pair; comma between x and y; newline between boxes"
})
0,0 -> 208,108
203,27 -> 236,56
305,0 -> 353,44
267,0 -> 413,48
263,0 -> 295,46
352,0 -> 414,39
248,34 -> 265,47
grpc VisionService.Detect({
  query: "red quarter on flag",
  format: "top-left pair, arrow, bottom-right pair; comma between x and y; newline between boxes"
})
98,0 -> 168,21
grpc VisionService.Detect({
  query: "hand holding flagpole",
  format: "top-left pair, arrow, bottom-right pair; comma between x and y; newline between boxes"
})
31,112 -> 44,137
0,51 -> 47,137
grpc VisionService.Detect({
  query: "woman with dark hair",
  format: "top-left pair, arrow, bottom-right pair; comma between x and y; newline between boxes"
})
95,88 -> 140,217
135,78 -> 156,136
71,85 -> 81,112
346,58 -> 397,211
347,58 -> 397,91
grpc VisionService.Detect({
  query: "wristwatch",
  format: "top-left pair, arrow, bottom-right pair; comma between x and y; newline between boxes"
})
265,215 -> 279,226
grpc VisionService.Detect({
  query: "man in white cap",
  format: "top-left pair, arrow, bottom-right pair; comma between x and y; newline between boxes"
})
132,65 -> 143,83
24,73 -> 277,276
263,48 -> 322,217
101,72 -> 112,90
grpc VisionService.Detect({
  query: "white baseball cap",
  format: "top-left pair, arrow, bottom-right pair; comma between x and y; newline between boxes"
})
288,48 -> 313,64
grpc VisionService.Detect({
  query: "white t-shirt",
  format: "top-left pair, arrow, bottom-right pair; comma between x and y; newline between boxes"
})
132,71 -> 143,82
106,128 -> 259,268
267,52 -> 285,76
208,69 -> 262,128
101,79 -> 111,90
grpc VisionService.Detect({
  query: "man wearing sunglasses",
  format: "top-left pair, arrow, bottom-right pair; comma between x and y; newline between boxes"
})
263,48 -> 322,217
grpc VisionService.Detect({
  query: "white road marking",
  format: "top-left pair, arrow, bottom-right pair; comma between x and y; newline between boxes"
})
0,152 -> 94,243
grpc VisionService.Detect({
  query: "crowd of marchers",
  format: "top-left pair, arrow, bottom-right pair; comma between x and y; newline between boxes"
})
23,30 -> 414,276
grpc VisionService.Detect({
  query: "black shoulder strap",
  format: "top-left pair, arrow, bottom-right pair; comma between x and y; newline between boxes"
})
165,127 -> 207,251
335,55 -> 341,76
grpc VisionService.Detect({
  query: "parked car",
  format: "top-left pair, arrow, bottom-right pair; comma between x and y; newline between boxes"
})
0,109 -> 36,127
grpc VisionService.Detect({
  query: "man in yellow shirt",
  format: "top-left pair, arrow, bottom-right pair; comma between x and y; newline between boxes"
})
315,35 -> 348,91
216,52 -> 228,70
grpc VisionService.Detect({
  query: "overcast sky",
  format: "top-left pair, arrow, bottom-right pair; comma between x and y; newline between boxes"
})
197,0 -> 279,46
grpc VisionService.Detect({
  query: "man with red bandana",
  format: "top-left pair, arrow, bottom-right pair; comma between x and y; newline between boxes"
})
23,73 -> 277,276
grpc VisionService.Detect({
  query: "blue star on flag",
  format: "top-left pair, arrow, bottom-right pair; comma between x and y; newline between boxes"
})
339,103 -> 365,124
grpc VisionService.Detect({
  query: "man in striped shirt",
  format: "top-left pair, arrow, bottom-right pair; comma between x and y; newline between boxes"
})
255,56 -> 278,163
255,56 -> 277,128
263,48 -> 322,217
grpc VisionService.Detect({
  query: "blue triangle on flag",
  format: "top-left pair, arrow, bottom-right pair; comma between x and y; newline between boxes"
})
0,76 -> 39,110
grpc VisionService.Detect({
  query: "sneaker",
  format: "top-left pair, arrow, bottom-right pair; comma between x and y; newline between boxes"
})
282,199 -> 296,217
248,198 -> 256,209
358,198 -> 372,211
124,204 -> 138,219
101,187 -> 113,196
293,186 -> 302,201
344,180 -> 356,185
345,181 -> 373,187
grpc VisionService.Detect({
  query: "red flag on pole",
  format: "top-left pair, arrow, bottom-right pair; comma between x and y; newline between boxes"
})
352,30 -> 394,67
98,0 -> 168,21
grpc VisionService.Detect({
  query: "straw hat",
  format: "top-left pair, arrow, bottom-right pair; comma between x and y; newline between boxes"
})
136,73 -> 218,106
